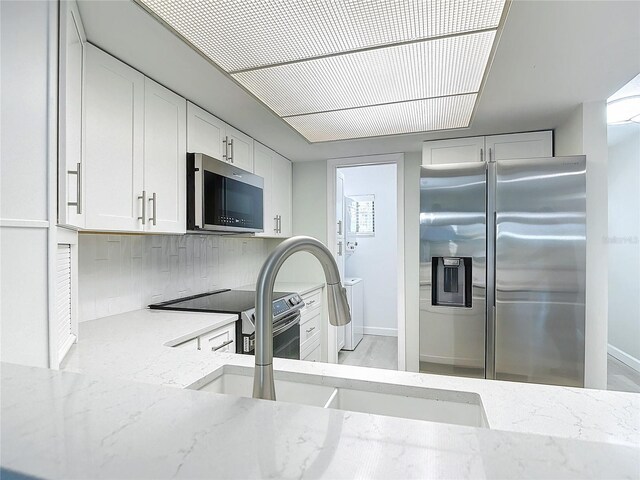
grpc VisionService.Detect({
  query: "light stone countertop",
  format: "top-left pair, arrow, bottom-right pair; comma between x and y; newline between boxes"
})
12,303 -> 630,478
3,362 -> 639,480
236,281 -> 325,296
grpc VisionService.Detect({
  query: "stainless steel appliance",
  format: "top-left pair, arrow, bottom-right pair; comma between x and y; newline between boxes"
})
419,156 -> 586,387
149,289 -> 304,360
187,153 -> 264,233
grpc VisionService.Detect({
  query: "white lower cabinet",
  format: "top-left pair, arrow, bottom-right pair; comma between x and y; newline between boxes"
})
254,142 -> 292,237
198,323 -> 236,353
300,288 -> 323,361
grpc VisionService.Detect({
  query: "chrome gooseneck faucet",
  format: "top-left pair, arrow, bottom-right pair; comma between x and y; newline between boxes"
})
253,236 -> 351,400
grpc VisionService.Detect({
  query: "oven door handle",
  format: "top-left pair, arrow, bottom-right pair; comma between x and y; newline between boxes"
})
272,312 -> 301,337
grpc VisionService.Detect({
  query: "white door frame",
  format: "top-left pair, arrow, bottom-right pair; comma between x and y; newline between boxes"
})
326,153 -> 406,371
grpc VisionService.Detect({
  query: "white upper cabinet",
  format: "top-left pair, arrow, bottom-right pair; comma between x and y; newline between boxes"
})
422,136 -> 485,165
422,131 -> 553,166
186,101 -> 254,172
84,46 -> 187,233
186,102 -> 225,161
271,152 -> 292,237
484,131 -> 553,161
224,124 -> 254,172
143,78 -> 187,234
84,44 -> 145,232
254,142 -> 292,237
58,0 -> 86,228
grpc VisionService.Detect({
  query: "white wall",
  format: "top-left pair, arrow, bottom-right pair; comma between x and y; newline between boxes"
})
607,122 -> 640,370
78,235 -> 274,321
341,164 -> 398,336
555,101 -> 609,389
0,1 -> 56,367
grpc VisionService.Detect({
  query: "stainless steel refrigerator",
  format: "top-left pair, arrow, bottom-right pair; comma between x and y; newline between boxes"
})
419,156 -> 586,387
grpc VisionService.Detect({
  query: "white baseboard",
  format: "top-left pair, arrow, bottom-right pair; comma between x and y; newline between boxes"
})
363,326 -> 397,337
608,344 -> 640,373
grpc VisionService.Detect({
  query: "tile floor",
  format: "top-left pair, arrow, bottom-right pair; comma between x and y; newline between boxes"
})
607,355 -> 640,393
338,335 -> 398,370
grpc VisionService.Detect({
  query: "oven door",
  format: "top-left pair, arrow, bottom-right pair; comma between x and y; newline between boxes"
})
242,311 -> 301,360
272,312 -> 301,360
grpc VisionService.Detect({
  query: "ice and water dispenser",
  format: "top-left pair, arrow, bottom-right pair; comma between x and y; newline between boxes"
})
431,257 -> 472,308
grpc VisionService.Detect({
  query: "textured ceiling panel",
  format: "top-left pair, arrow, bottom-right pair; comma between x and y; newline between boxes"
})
233,31 -> 495,116
283,94 -> 477,142
139,0 -> 506,71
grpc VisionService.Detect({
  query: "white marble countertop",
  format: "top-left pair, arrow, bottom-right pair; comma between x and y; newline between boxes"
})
3,362 -> 639,480
17,306 -> 630,478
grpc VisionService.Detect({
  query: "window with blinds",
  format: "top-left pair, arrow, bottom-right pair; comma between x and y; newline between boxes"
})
56,244 -> 75,362
349,195 -> 375,236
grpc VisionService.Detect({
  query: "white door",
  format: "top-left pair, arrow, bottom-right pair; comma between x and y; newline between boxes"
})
58,0 -> 85,228
224,124 -> 254,172
271,153 -> 292,237
422,136 -> 485,165
186,102 -> 225,160
336,172 -> 346,351
143,78 -> 187,234
253,142 -> 274,236
484,131 -> 553,161
84,44 -> 144,232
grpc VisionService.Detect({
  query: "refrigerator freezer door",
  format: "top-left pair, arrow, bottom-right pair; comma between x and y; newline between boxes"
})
495,156 -> 586,387
419,163 -> 487,378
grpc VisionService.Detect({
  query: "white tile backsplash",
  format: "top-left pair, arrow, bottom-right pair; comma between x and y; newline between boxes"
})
78,234 -> 272,322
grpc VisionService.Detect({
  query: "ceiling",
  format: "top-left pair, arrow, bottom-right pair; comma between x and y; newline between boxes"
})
77,0 -> 640,162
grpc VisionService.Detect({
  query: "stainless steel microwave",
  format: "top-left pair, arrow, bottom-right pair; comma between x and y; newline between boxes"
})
187,153 -> 264,233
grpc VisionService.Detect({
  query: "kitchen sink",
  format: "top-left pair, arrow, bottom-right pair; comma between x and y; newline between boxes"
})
193,365 -> 488,428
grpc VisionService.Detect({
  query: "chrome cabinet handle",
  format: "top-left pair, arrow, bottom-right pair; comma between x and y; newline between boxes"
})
306,326 -> 316,334
337,220 -> 343,235
138,190 -> 146,224
337,241 -> 343,256
149,192 -> 157,226
278,215 -> 282,233
306,299 -> 316,306
274,216 -> 279,233
480,148 -> 484,163
489,147 -> 493,163
67,162 -> 82,214
212,339 -> 233,351
222,136 -> 228,161
229,138 -> 234,163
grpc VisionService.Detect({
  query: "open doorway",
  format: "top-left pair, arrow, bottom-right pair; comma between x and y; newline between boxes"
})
332,162 -> 400,370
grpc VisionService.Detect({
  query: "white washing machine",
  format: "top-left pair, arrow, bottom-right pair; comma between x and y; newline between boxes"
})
343,278 -> 363,351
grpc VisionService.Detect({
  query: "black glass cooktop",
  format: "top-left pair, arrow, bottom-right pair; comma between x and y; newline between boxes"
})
148,289 -> 290,314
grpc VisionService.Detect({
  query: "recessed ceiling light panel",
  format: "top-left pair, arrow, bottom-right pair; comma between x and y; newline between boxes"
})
139,0 -> 506,71
232,31 -> 495,117
284,94 -> 477,142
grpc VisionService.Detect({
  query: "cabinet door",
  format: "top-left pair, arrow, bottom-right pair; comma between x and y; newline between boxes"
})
58,0 -> 85,228
84,45 -> 144,231
485,131 -> 552,161
199,323 -> 236,353
422,136 -> 485,165
253,142 -> 274,236
225,124 -> 254,172
271,153 -> 292,237
143,78 -> 186,234
186,102 -> 225,160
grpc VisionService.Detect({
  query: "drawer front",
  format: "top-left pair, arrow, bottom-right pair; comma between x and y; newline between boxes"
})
300,304 -> 321,326
302,344 -> 321,362
301,289 -> 322,312
300,310 -> 321,351
199,323 -> 236,353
